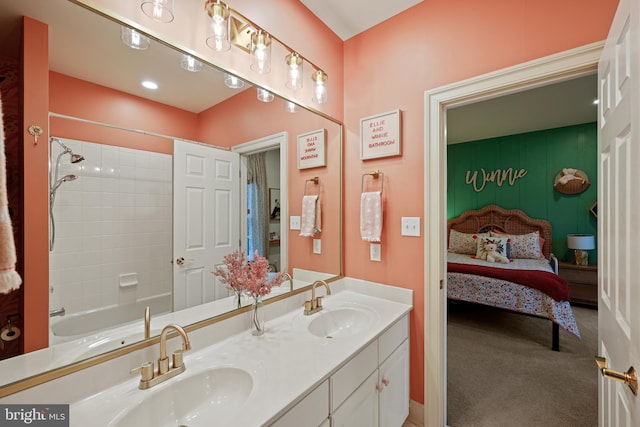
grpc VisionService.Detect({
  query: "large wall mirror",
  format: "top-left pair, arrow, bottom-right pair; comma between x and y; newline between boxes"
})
0,0 -> 342,392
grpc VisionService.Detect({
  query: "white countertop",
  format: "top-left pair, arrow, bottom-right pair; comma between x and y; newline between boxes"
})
71,285 -> 412,426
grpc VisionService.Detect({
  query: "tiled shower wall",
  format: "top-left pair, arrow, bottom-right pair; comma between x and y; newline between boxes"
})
49,138 -> 172,315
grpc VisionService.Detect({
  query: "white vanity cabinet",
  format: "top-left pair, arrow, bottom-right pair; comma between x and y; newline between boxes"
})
333,315 -> 409,427
270,380 -> 330,427
269,314 -> 409,427
379,339 -> 410,427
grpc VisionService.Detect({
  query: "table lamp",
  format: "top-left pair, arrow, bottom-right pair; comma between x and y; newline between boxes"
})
567,234 -> 595,265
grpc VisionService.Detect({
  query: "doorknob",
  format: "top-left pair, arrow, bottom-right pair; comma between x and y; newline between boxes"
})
176,257 -> 185,266
595,356 -> 638,396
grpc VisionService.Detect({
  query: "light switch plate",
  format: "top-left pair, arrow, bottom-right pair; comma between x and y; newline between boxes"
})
370,243 -> 381,262
290,216 -> 301,230
313,239 -> 321,254
401,217 -> 420,237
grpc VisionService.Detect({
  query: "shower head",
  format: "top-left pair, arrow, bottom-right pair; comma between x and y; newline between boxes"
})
70,154 -> 85,163
51,138 -> 85,163
50,174 -> 77,194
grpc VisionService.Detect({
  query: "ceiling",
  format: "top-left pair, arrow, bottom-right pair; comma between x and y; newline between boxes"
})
447,74 -> 598,144
300,0 -> 424,41
0,0 -> 598,139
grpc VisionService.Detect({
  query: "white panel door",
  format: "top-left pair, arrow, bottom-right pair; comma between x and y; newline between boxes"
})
173,140 -> 239,311
597,0 -> 640,424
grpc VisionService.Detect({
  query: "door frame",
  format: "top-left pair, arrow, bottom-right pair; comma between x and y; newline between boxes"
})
233,132 -> 288,272
423,41 -> 603,426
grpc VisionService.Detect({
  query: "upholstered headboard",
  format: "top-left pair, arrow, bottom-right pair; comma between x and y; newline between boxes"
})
447,204 -> 553,259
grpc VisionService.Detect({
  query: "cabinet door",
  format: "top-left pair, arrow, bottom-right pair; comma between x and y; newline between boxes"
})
379,339 -> 409,427
331,371 -> 379,427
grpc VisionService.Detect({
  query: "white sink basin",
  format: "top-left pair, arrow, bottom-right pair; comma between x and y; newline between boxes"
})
111,367 -> 253,427
308,306 -> 378,338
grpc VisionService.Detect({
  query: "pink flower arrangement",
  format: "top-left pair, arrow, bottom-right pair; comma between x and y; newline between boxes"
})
213,250 -> 284,302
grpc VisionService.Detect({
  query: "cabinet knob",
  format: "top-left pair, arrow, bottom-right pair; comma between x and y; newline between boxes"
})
381,377 -> 390,386
376,383 -> 384,392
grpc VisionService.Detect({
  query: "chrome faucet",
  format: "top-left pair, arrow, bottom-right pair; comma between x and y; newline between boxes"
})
281,272 -> 293,292
304,280 -> 331,316
131,323 -> 191,390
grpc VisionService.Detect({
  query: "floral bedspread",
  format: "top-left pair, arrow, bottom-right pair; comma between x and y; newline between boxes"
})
447,253 -> 581,338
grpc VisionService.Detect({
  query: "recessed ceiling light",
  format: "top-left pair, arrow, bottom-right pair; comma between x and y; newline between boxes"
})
142,80 -> 158,90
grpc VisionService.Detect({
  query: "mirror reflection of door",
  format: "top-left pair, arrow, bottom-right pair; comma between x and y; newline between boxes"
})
245,149 -> 280,271
173,140 -> 240,310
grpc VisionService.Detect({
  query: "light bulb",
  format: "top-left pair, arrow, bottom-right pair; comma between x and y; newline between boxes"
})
285,52 -> 303,90
140,0 -> 174,23
224,74 -> 245,89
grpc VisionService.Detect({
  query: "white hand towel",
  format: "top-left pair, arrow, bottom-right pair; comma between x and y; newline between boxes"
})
0,98 -> 21,294
360,191 -> 383,242
299,195 -> 321,237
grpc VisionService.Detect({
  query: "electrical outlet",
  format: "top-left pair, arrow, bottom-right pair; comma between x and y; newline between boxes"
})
370,243 -> 381,262
313,239 -> 321,254
401,217 -> 421,237
290,215 -> 301,230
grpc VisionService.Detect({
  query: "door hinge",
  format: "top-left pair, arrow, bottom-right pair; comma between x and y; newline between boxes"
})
440,279 -> 444,290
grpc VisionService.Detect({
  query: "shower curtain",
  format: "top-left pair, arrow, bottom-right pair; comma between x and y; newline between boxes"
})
247,153 -> 269,258
0,98 -> 22,293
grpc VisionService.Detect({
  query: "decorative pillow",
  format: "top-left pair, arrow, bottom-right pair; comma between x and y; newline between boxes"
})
475,236 -> 510,261
490,230 -> 543,259
448,230 -> 487,254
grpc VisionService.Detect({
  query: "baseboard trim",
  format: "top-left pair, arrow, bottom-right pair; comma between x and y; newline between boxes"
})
408,399 -> 424,426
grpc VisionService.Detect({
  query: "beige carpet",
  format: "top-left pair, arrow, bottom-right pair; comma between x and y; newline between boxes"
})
447,302 -> 597,427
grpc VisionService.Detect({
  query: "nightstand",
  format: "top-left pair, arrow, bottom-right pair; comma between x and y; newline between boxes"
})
558,262 -> 598,307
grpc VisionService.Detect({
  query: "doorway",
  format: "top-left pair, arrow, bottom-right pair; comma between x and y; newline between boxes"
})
233,132 -> 289,274
246,148 -> 281,269
423,42 -> 603,426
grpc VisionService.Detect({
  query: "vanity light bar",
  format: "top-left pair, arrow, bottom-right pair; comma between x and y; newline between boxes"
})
204,0 -> 328,102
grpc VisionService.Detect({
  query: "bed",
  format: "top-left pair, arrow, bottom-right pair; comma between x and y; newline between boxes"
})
447,205 -> 580,351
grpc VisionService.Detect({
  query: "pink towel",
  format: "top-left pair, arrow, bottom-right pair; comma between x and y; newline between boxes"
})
360,191 -> 382,242
299,195 -> 321,237
0,98 -> 21,294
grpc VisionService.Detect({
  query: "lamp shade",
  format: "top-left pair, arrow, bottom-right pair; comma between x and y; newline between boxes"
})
567,234 -> 595,250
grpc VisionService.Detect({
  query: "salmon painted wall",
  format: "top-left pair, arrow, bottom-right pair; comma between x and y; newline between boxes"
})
198,89 -> 342,276
49,72 -> 196,154
343,0 -> 619,404
22,17 -> 49,352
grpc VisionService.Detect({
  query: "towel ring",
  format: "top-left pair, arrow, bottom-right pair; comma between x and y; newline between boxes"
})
304,177 -> 320,196
361,170 -> 383,195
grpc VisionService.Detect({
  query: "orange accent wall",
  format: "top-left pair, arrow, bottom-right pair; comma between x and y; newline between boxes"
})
343,0 -> 619,404
49,72 -> 199,154
22,17 -> 49,352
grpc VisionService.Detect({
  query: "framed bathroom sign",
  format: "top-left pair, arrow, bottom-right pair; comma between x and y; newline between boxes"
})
360,109 -> 402,160
297,128 -> 326,169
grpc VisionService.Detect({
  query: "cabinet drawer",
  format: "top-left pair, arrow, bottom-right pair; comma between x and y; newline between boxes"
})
561,269 -> 597,285
331,340 -> 377,412
569,282 -> 598,306
379,315 -> 408,363
271,380 -> 329,427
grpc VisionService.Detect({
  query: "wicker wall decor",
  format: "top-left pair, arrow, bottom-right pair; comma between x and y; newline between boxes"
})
553,167 -> 590,195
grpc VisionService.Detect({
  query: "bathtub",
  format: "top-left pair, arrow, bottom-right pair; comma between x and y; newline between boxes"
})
50,294 -> 171,344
